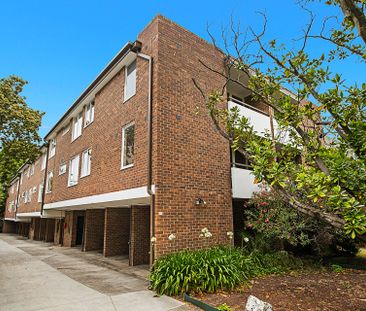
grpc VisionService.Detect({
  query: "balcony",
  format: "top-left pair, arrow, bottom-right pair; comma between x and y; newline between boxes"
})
228,98 -> 290,144
231,167 -> 260,199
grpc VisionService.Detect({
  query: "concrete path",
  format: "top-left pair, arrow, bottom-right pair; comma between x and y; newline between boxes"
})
0,234 -> 186,311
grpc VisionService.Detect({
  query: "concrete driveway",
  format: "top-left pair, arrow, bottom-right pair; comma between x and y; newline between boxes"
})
0,234 -> 187,311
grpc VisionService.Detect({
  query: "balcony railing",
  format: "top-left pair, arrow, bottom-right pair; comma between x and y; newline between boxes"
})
231,167 -> 260,199
228,98 -> 291,144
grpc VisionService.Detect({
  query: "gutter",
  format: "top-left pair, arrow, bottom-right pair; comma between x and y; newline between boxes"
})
44,42 -> 134,140
40,143 -> 50,215
132,42 -> 155,265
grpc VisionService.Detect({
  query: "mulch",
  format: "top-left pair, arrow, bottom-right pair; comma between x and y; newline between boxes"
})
193,269 -> 366,311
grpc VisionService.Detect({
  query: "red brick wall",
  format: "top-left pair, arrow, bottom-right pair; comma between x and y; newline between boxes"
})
2,220 -> 16,233
63,210 -> 85,247
83,209 -> 105,252
130,206 -> 150,265
4,178 -> 20,220
30,218 -> 41,240
45,219 -> 56,242
103,208 -> 130,257
16,154 -> 46,214
54,218 -> 64,245
138,16 -> 233,258
44,52 -> 151,206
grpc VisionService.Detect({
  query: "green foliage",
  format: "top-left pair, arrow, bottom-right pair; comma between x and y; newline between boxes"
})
331,264 -> 343,273
150,246 -> 301,296
0,76 -> 43,213
217,303 -> 233,311
244,191 -> 359,257
202,0 -> 366,238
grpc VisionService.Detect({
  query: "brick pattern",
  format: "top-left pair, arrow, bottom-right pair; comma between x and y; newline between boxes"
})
2,220 -> 16,233
103,208 -> 130,257
63,211 -> 85,247
54,218 -> 64,245
16,154 -> 46,215
130,206 -> 150,265
83,209 -> 105,252
138,16 -> 233,258
45,219 -> 56,242
3,178 -> 19,221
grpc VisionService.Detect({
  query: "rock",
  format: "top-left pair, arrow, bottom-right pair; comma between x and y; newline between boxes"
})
245,295 -> 272,311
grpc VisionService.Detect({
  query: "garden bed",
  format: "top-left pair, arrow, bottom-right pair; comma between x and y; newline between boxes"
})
195,269 -> 366,311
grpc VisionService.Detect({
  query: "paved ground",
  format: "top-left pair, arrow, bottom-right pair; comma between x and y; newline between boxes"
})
0,233 -> 189,311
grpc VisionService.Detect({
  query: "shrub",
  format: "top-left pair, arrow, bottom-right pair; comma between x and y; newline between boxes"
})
244,191 -> 359,257
150,246 -> 301,296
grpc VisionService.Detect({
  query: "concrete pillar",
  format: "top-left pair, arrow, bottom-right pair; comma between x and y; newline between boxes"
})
83,209 -> 105,252
103,208 -> 130,257
130,206 -> 150,266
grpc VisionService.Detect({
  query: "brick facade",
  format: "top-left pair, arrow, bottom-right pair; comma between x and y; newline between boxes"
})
83,209 -> 105,252
103,208 -> 130,257
130,206 -> 150,265
1,15 -> 271,265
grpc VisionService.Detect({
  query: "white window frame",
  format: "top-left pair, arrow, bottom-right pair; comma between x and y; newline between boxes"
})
41,153 -> 47,171
46,171 -> 53,193
49,139 -> 56,159
10,185 -> 14,194
124,60 -> 136,102
59,163 -> 67,175
28,189 -> 32,202
30,164 -> 35,176
84,102 -> 95,127
62,125 -> 70,136
80,149 -> 92,178
121,122 -> 135,169
68,155 -> 80,187
38,183 -> 44,203
72,112 -> 83,141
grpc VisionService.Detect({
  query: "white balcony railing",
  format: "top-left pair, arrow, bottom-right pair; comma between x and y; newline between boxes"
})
228,99 -> 291,144
231,167 -> 261,199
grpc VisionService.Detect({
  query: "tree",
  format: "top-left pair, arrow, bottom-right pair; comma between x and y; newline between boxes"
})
194,0 -> 366,238
0,76 -> 43,213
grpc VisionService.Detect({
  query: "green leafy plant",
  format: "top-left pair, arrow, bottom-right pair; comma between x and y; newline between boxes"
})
217,303 -> 233,311
331,264 -> 343,273
150,246 -> 301,296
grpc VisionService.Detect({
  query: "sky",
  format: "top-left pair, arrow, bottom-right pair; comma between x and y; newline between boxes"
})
1,0 -> 364,138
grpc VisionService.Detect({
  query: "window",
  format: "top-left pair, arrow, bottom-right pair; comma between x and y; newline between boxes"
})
41,153 -> 47,171
72,112 -> 83,141
10,185 -> 14,194
62,125 -> 70,136
28,189 -> 32,202
68,155 -> 80,186
30,164 -> 35,176
33,186 -> 37,193
38,183 -> 44,203
121,123 -> 135,169
232,150 -> 252,170
20,173 -> 23,185
124,60 -> 136,101
27,168 -> 30,178
46,171 -> 53,193
84,102 -> 95,127
49,139 -> 56,158
81,149 -> 91,177
59,163 -> 67,175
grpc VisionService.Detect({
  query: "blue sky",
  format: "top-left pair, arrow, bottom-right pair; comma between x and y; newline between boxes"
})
1,0 -> 364,138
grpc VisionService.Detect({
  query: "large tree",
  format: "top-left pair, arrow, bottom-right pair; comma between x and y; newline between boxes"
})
0,76 -> 43,213
195,0 -> 366,238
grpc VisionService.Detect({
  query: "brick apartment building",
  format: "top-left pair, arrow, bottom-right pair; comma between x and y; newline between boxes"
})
2,15 -> 273,266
